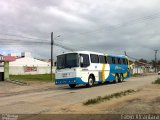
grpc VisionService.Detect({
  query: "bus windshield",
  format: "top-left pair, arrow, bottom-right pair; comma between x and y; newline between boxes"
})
57,53 -> 79,69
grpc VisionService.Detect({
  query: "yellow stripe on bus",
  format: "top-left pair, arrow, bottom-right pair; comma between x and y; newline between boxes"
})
102,64 -> 106,83
123,72 -> 128,77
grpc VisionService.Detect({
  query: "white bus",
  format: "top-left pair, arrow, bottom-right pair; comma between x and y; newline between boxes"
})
55,51 -> 130,88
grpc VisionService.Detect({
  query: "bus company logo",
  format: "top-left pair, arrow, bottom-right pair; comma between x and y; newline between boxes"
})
115,66 -> 122,70
62,73 -> 68,77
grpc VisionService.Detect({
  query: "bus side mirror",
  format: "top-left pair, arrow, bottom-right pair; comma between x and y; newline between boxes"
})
80,56 -> 83,64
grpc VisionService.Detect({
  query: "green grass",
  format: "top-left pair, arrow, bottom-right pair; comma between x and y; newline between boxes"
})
10,74 -> 55,82
152,78 -> 160,84
83,89 -> 136,105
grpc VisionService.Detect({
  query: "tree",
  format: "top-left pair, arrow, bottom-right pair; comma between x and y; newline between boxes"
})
139,58 -> 148,63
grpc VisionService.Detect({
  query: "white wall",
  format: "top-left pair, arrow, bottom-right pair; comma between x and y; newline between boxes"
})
9,57 -> 54,75
0,67 -> 4,72
10,57 -> 50,67
0,63 -> 4,72
130,66 -> 146,74
9,66 -> 56,75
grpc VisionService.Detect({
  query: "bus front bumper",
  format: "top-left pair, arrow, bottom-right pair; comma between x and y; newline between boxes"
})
55,77 -> 86,85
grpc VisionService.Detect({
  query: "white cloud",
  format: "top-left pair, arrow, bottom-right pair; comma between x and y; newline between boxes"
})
44,6 -> 89,23
0,0 -> 160,60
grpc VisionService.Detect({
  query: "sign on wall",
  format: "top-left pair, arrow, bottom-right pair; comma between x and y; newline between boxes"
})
24,66 -> 37,72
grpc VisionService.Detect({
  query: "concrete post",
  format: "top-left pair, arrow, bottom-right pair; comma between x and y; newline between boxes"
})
4,61 -> 9,80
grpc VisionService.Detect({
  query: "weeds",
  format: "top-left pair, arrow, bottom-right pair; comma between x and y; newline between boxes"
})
83,89 -> 136,105
152,78 -> 160,84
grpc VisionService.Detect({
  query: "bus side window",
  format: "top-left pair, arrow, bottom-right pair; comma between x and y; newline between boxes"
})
105,56 -> 108,64
80,54 -> 90,67
90,54 -> 99,63
123,58 -> 126,64
125,59 -> 128,65
118,58 -> 121,64
115,58 -> 119,64
106,56 -> 112,64
112,57 -> 115,64
120,58 -> 123,64
99,55 -> 106,64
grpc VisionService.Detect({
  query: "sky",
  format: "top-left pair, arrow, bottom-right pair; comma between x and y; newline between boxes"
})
0,0 -> 160,60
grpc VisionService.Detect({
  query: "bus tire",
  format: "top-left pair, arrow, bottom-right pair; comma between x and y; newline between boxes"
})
86,76 -> 94,87
121,74 -> 124,81
69,84 -> 76,88
114,74 -> 119,83
118,74 -> 123,82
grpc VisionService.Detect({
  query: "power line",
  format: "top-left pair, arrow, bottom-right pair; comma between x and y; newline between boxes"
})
1,11 -> 160,42
59,12 -> 160,40
0,11 -> 160,53
0,37 -> 76,51
0,33 -> 49,42
54,43 -> 75,51
0,11 -> 160,47
0,38 -> 49,44
124,51 -> 151,66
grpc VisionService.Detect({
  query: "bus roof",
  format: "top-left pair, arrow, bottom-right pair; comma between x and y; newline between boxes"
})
57,51 -> 104,56
106,54 -> 127,58
57,51 -> 127,58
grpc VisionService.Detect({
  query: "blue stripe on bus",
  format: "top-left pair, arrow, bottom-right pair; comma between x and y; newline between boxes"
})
55,77 -> 87,85
106,64 -> 130,81
55,64 -> 131,85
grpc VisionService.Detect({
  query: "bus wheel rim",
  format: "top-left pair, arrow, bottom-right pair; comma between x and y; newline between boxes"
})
89,78 -> 93,86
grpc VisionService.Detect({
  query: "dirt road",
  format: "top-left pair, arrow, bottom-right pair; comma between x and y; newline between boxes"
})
0,74 -> 159,114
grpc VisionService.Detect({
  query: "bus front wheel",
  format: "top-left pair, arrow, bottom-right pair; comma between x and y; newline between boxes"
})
69,84 -> 76,88
86,76 -> 94,87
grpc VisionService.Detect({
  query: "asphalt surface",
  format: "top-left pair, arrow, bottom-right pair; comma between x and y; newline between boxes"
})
0,74 -> 159,114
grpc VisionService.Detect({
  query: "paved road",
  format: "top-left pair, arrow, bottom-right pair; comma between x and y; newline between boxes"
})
0,75 -> 159,114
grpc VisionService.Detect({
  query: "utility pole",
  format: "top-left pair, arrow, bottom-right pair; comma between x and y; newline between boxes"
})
51,32 -> 53,81
154,50 -> 158,73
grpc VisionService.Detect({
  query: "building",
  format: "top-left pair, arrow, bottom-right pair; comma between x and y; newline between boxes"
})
9,52 -> 53,75
130,61 -> 153,74
0,54 -> 16,80
0,54 -> 4,80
